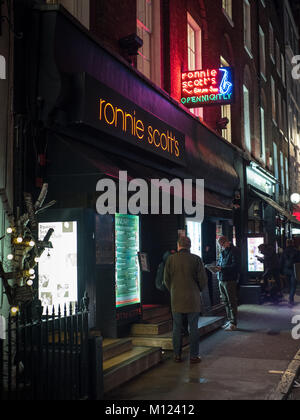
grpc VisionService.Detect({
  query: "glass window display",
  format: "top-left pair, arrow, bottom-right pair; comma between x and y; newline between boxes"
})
115,214 -> 141,308
187,220 -> 202,258
247,237 -> 264,272
38,222 -> 78,314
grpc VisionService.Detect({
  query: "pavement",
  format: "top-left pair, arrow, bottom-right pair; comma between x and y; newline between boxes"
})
105,291 -> 300,401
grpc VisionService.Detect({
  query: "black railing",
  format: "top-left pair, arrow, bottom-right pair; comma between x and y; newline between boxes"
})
0,303 -> 103,400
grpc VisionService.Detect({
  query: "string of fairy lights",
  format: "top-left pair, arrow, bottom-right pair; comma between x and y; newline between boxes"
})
0,184 -> 56,316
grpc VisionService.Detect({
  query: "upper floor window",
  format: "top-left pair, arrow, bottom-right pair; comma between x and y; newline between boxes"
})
271,77 -> 276,123
259,27 -> 266,79
281,54 -> 286,85
222,0 -> 233,23
58,0 -> 90,29
243,0 -> 252,56
269,23 -> 275,63
187,13 -> 203,119
275,40 -> 281,76
221,56 -> 232,143
260,107 -> 266,163
0,55 -> 6,80
243,85 -> 251,152
137,0 -> 161,86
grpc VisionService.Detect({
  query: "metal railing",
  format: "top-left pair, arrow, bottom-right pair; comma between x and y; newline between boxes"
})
0,303 -> 103,400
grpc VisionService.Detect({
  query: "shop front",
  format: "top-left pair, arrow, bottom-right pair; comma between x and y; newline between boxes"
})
243,162 -> 293,285
23,6 -> 240,337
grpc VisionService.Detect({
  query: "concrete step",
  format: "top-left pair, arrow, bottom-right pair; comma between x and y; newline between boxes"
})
103,346 -> 162,394
103,338 -> 133,362
131,316 -> 225,350
142,305 -> 170,321
131,319 -> 173,336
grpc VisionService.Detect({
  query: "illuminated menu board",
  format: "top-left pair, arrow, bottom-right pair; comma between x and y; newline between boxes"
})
115,214 -> 141,308
248,237 -> 264,272
38,222 -> 78,314
181,67 -> 234,108
187,220 -> 202,258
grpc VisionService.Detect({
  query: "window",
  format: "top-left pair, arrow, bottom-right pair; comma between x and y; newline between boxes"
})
259,27 -> 266,78
244,0 -> 252,55
285,157 -> 289,192
137,0 -> 161,86
187,13 -> 203,119
282,99 -> 287,136
281,54 -> 286,85
271,77 -> 276,123
221,56 -> 232,142
269,23 -> 275,62
277,90 -> 282,130
0,55 -> 6,80
222,0 -> 233,22
275,40 -> 281,75
58,0 -> 90,29
280,152 -> 285,191
273,142 -> 279,180
260,107 -> 266,163
243,85 -> 251,152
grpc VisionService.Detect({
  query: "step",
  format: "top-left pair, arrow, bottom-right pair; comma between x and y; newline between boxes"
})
131,316 -> 225,350
103,338 -> 133,362
142,305 -> 170,321
103,346 -> 162,394
131,319 -> 173,336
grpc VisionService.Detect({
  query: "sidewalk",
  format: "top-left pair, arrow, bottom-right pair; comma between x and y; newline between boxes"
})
105,293 -> 300,401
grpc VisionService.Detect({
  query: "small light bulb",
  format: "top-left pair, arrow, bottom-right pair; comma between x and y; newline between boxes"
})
29,269 -> 35,275
16,237 -> 23,244
29,240 -> 35,247
26,280 -> 33,287
11,306 -> 19,316
30,275 -> 35,280
6,227 -> 13,234
34,257 -> 40,263
7,254 -> 14,261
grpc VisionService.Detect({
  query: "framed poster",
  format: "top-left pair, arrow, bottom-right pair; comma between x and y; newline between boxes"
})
247,236 -> 264,273
115,214 -> 141,309
38,221 -> 78,314
138,252 -> 150,273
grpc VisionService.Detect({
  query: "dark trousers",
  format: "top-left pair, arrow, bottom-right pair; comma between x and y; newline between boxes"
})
172,312 -> 200,358
219,280 -> 238,326
286,274 -> 297,303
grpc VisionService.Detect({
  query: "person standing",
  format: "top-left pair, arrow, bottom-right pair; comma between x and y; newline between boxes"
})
202,245 -> 215,306
164,236 -> 207,364
257,244 -> 281,302
280,239 -> 300,307
216,236 -> 240,331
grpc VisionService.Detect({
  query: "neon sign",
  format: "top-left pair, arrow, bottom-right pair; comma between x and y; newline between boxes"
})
181,67 -> 234,108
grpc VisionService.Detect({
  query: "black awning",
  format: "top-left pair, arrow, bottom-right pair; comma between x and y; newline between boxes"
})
251,189 -> 300,226
47,135 -> 233,214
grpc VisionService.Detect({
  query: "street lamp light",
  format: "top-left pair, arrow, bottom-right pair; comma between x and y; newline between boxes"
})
290,193 -> 300,205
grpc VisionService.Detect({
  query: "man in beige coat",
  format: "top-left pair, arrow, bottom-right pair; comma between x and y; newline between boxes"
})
164,236 -> 207,363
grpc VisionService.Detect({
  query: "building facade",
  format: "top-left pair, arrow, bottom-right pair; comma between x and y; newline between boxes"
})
5,0 -> 300,332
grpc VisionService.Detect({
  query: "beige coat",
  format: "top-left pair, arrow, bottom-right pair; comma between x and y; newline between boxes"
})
164,249 -> 208,313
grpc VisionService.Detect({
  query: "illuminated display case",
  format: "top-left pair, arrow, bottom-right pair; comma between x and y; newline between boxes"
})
186,219 -> 202,258
115,214 -> 141,309
247,236 -> 265,273
38,221 -> 78,315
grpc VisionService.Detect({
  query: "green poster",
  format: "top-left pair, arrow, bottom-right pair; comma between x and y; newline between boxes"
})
115,214 -> 141,308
